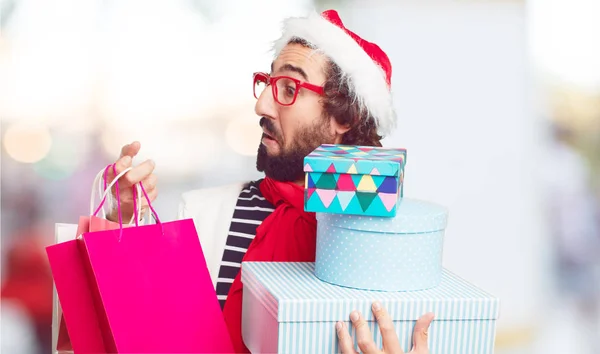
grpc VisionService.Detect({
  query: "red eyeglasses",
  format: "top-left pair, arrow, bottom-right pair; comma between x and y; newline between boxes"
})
253,72 -> 324,106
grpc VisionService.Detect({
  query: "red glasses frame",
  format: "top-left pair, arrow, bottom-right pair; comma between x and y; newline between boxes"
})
253,72 -> 324,106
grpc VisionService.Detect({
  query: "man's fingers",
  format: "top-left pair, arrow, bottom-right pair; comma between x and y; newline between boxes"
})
351,311 -> 379,354
412,312 -> 434,352
115,186 -> 157,221
114,155 -> 133,176
139,186 -> 158,206
372,302 -> 402,353
141,174 -> 158,191
119,141 -> 141,158
336,321 -> 358,354
122,160 -> 155,187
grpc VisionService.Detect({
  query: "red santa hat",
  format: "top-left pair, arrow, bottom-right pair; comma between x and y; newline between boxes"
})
273,9 -> 396,137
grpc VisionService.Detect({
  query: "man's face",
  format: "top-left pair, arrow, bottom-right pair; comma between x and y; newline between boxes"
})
255,43 -> 344,183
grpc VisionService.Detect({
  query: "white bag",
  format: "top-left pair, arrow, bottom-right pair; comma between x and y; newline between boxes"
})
51,223 -> 78,354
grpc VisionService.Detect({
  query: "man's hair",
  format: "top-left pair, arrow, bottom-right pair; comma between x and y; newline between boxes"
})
322,61 -> 383,147
288,38 -> 383,147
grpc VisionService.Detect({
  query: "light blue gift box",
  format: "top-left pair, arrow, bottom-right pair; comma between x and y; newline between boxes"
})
316,198 -> 449,292
241,262 -> 500,354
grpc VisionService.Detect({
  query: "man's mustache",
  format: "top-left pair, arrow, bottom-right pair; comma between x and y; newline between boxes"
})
259,117 -> 281,141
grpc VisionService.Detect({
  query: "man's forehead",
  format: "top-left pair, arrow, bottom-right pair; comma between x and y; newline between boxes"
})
271,45 -> 327,81
270,61 -> 308,80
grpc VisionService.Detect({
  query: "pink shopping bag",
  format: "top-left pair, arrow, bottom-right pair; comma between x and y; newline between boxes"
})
79,166 -> 233,353
50,165 -> 128,353
50,217 -> 123,353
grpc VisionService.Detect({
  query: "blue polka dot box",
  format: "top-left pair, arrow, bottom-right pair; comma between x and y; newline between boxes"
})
315,198 -> 449,292
303,144 -> 407,217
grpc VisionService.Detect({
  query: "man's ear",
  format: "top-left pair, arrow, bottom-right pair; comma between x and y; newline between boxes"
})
330,116 -> 351,137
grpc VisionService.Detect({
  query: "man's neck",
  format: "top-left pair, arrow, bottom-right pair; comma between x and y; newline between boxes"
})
262,175 -> 304,186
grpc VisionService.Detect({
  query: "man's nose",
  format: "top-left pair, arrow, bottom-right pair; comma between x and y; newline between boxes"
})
254,85 -> 277,120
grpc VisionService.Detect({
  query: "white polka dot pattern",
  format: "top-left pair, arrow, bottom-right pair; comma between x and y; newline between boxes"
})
314,198 -> 448,291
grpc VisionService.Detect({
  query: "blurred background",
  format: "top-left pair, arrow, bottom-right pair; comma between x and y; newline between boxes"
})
1,0 -> 599,353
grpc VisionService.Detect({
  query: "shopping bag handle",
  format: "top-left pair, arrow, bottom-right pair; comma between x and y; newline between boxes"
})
133,177 -> 162,228
97,164 -> 163,239
90,164 -> 111,218
90,164 -> 142,225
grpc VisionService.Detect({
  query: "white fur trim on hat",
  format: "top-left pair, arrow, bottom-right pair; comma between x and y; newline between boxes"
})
272,11 -> 396,137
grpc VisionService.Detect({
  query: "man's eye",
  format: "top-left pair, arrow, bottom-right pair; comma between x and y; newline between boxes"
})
285,86 -> 296,96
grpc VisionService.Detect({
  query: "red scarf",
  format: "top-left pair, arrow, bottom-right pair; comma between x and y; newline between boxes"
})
222,177 -> 317,353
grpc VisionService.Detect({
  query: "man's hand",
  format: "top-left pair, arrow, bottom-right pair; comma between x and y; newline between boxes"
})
337,301 -> 434,354
106,141 -> 157,222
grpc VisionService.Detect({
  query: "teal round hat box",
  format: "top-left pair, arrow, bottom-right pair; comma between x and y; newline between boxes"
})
315,198 -> 449,292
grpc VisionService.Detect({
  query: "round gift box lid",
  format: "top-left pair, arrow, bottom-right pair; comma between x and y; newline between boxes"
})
316,198 -> 449,234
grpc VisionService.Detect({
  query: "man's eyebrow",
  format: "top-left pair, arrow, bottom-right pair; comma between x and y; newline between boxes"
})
271,62 -> 309,81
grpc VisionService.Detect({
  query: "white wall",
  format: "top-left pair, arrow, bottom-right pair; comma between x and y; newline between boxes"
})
344,0 -> 545,333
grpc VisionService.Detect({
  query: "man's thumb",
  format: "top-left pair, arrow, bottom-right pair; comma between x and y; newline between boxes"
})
119,141 -> 141,158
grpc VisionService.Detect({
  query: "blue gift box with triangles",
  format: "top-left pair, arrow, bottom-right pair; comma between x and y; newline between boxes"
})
303,144 -> 407,217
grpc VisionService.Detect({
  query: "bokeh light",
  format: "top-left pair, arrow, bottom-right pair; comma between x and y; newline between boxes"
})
32,133 -> 91,180
3,123 -> 52,163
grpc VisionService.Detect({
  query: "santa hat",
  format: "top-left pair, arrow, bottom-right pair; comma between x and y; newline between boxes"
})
273,9 -> 396,137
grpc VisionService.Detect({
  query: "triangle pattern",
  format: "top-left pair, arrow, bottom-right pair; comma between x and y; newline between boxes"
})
370,167 -> 380,175
306,188 -> 316,201
377,176 -> 398,194
347,164 -> 358,174
304,163 -> 313,172
333,160 -> 353,173
378,192 -> 397,212
306,189 -> 325,211
326,163 -> 336,173
351,175 -> 363,189
307,174 -> 316,188
310,159 -> 335,172
316,189 -> 336,208
372,175 -> 386,189
316,173 -> 337,189
336,174 -> 356,191
330,195 -> 344,213
356,175 -> 377,192
356,192 -> 377,211
366,194 -> 388,215
310,172 -> 323,185
344,195 -> 364,215
336,191 -> 356,211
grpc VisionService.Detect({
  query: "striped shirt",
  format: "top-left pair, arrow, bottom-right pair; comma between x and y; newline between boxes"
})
215,179 -> 275,309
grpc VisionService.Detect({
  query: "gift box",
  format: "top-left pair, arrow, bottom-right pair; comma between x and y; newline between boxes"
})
304,144 -> 407,217
315,198 -> 449,292
241,262 -> 499,354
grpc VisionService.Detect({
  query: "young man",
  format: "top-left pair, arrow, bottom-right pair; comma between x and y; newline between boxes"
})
107,9 -> 433,354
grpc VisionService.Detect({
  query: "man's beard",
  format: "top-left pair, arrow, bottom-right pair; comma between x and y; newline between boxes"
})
256,117 -> 334,182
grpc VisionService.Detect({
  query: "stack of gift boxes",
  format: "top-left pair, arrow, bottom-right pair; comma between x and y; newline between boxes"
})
241,144 -> 500,354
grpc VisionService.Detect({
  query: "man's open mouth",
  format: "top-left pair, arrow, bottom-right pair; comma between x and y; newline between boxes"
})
262,130 -> 277,143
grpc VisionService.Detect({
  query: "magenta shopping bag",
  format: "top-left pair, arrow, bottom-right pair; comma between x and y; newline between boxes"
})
48,223 -> 107,353
77,179 -> 234,353
48,164 -> 132,353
